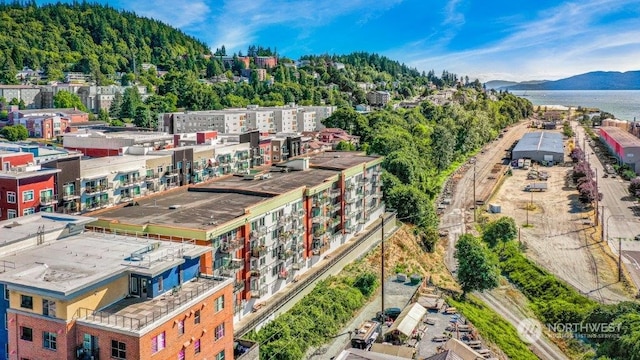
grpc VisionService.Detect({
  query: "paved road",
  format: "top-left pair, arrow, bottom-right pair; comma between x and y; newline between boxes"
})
574,124 -> 640,290
440,120 -> 569,360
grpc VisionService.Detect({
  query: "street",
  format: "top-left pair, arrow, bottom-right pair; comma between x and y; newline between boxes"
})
574,123 -> 640,291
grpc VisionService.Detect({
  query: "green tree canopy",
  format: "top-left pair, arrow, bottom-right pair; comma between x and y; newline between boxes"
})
0,125 -> 29,141
53,91 -> 87,111
455,234 -> 500,296
483,216 -> 518,248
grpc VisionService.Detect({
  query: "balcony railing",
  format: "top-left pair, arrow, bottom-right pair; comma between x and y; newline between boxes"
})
251,246 -> 267,258
85,185 -> 108,194
62,189 -> 80,200
40,195 -> 56,206
277,250 -> 294,261
234,280 -> 245,293
250,287 -> 267,298
220,239 -> 244,253
75,276 -> 224,331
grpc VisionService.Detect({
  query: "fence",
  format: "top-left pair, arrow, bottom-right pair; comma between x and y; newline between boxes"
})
234,213 -> 398,337
75,276 -> 223,331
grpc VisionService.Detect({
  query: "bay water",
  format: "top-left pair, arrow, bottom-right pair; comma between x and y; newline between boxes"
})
509,90 -> 640,122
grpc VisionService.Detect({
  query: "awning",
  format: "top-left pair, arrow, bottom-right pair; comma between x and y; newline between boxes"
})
385,303 -> 427,337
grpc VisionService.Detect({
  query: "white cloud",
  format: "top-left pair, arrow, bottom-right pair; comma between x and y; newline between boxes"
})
130,0 -> 210,28
210,0 -> 404,52
390,0 -> 640,81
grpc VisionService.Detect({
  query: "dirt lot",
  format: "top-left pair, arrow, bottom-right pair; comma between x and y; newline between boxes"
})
487,159 -> 633,303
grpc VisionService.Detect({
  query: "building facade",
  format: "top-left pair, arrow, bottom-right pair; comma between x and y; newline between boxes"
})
0,165 -> 60,220
89,152 -> 384,320
0,215 -> 234,360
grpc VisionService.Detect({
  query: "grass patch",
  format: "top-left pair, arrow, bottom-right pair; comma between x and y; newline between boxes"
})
448,295 -> 539,360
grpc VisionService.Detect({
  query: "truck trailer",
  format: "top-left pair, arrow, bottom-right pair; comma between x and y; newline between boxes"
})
524,183 -> 547,192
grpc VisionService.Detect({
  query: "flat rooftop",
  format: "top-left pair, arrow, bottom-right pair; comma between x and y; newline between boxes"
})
81,154 -> 166,172
0,232 -> 210,297
200,167 -> 338,195
512,131 -> 564,154
309,152 -> 381,170
77,276 -> 230,333
0,167 -> 60,179
0,213 -> 95,247
95,188 -> 268,229
599,127 -> 640,148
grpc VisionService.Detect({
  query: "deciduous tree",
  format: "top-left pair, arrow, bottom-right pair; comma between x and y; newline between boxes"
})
455,234 -> 500,296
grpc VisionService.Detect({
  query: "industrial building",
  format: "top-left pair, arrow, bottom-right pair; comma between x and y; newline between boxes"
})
599,126 -> 640,174
511,132 -> 564,164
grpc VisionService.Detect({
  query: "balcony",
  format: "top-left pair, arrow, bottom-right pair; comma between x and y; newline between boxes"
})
237,151 -> 250,161
278,269 -> 289,280
250,287 -> 267,298
277,250 -> 294,261
62,188 -> 80,200
75,276 -> 228,332
85,185 -> 108,194
76,346 -> 99,360
251,246 -> 267,258
311,244 -> 328,256
40,195 -> 56,206
330,189 -> 341,198
250,270 -> 261,278
220,239 -> 244,253
118,177 -> 142,187
233,280 -> 245,293
312,215 -> 326,224
292,258 -> 304,270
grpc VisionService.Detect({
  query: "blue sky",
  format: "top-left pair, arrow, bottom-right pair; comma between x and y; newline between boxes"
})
47,0 -> 640,81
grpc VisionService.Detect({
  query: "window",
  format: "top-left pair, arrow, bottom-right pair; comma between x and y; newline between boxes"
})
43,331 -> 56,350
20,327 -> 32,341
151,332 -> 165,354
178,319 -> 185,335
4,287 -> 8,300
6,192 -> 16,204
215,295 -> 224,312
20,295 -> 33,309
215,323 -> 225,341
111,340 -> 126,359
158,276 -> 163,292
194,310 -> 200,324
22,190 -> 34,202
7,210 -> 16,219
178,348 -> 185,360
42,299 -> 56,317
215,350 -> 225,360
194,339 -> 200,354
22,208 -> 34,216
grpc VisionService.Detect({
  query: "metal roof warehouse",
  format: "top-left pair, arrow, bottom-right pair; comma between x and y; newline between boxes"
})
511,131 -> 565,164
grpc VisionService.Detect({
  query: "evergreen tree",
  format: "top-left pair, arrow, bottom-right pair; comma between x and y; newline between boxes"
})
109,92 -> 122,119
120,87 -> 141,119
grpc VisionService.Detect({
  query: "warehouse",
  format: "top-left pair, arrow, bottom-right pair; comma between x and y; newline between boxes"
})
599,126 -> 640,174
511,132 -> 564,164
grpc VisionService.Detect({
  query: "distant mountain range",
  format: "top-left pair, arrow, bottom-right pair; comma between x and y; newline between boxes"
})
485,71 -> 640,90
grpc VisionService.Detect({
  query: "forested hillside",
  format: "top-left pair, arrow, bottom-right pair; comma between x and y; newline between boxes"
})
0,2 -> 210,84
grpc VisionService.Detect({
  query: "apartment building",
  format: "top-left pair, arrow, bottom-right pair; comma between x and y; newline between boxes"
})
63,131 -> 175,157
366,91 -> 391,106
159,105 -> 336,134
0,213 -> 233,360
16,115 -> 70,139
0,85 -> 41,109
8,108 -> 89,124
0,164 -> 60,220
88,151 -> 384,320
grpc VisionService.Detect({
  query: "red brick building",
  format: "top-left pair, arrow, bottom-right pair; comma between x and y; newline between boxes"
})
0,166 -> 59,219
16,115 -> 71,139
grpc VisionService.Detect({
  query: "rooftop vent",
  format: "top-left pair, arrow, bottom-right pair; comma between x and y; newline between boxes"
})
168,205 -> 181,210
3,221 -> 22,229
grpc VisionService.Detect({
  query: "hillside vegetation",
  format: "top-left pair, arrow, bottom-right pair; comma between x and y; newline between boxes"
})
0,2 -> 210,84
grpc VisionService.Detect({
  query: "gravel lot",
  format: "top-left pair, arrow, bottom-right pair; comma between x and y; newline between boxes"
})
488,150 -> 630,303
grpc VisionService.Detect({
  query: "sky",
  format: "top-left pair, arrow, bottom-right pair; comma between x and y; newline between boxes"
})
46,0 -> 640,82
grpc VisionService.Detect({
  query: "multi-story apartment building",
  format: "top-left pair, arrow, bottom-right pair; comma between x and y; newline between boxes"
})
0,213 -> 233,360
15,114 -> 70,139
159,105 -> 336,134
0,85 -> 42,109
88,152 -> 384,320
245,107 -> 276,132
253,56 -> 278,69
0,164 -> 60,220
297,109 -> 317,132
63,131 -> 175,157
8,107 -> 89,124
366,90 -> 391,106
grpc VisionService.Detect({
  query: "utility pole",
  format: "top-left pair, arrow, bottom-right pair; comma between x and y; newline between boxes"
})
595,168 -> 599,225
619,237 -> 623,282
473,160 -> 477,222
380,214 -> 385,319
